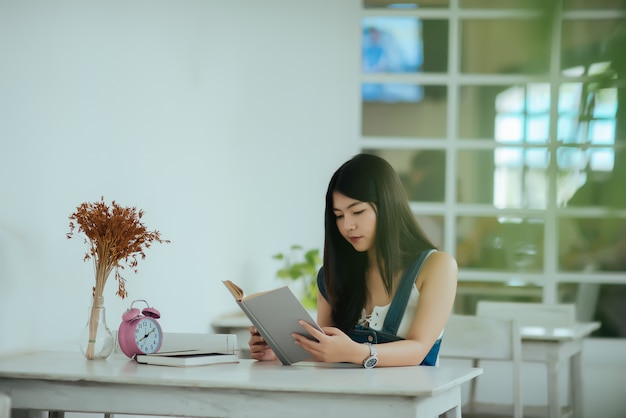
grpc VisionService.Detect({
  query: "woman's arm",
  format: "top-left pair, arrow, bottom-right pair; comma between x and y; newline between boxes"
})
295,251 -> 457,366
383,250 -> 457,366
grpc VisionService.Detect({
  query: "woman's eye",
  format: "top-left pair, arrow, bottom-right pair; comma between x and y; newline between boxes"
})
354,210 -> 365,215
335,214 -> 344,220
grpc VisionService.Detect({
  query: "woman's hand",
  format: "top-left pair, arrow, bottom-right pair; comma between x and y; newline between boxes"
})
248,326 -> 277,361
293,321 -> 364,364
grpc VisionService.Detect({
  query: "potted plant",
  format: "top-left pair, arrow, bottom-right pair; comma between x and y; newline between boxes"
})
273,245 -> 321,309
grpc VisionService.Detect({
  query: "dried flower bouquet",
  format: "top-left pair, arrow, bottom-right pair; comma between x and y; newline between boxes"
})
67,197 -> 169,358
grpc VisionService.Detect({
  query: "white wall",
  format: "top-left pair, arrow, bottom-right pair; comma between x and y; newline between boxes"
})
0,0 -> 360,354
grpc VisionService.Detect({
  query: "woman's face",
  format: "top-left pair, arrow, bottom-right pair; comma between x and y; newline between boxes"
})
332,191 -> 377,253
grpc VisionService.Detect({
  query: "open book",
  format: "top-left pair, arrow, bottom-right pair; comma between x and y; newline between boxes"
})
222,280 -> 323,365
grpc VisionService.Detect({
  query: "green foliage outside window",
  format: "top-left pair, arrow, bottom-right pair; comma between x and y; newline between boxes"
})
273,245 -> 321,309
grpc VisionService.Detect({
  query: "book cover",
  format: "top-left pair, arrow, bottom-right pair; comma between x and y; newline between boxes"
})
136,352 -> 239,367
222,280 -> 323,365
156,332 -> 238,355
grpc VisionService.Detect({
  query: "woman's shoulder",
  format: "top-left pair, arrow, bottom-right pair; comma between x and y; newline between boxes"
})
414,250 -> 458,286
424,250 -> 457,270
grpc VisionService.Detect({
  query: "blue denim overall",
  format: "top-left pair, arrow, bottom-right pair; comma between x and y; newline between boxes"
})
317,250 -> 441,366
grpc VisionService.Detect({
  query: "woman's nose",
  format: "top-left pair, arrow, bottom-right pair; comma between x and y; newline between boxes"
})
343,216 -> 356,230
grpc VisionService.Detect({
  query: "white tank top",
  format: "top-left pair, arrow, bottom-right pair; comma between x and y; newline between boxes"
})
357,251 -> 445,340
357,284 -> 421,338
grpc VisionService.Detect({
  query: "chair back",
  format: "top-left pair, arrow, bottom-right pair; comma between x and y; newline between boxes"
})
476,301 -> 576,327
439,314 -> 523,418
440,314 -> 521,361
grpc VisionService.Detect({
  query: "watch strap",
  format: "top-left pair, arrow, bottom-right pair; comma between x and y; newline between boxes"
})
363,342 -> 378,368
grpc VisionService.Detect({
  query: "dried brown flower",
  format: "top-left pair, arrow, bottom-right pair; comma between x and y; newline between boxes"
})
67,196 -> 170,300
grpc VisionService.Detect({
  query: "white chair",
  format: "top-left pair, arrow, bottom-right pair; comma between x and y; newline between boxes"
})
439,314 -> 523,418
476,301 -> 579,418
476,301 -> 576,327
575,283 -> 600,322
0,392 -> 10,418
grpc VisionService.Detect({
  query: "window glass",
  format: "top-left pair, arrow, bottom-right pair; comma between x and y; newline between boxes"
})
354,149 -> 447,248
558,282 -> 626,338
362,17 -> 423,75
455,281 -> 542,315
563,0 -> 625,9
461,0 -> 546,9
362,148 -> 446,202
558,71 -> 620,146
559,217 -> 626,273
364,0 -> 449,9
362,87 -> 448,137
457,149 -> 495,204
416,215 -> 445,248
458,148 -> 549,209
559,148 -> 624,208
460,84 -> 553,140
362,18 -> 448,76
459,85 -> 500,139
561,19 -> 624,71
456,216 -> 544,271
461,19 -> 550,74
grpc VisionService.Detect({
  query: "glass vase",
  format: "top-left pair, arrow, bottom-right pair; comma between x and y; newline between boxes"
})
79,296 -> 114,360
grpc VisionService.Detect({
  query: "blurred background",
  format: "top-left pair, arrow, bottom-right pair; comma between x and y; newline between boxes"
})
360,0 -> 626,340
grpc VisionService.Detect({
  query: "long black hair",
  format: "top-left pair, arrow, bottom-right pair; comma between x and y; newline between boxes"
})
323,153 -> 437,332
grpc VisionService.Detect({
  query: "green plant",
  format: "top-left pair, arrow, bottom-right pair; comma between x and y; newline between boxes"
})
273,245 -> 321,309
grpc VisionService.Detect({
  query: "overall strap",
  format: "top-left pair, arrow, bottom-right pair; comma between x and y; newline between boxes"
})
381,250 -> 435,335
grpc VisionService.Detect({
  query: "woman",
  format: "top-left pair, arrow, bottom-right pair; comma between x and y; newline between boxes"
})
249,153 -> 457,367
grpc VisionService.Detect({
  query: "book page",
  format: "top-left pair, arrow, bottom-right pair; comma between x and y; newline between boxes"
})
222,280 -> 245,300
222,280 -> 272,301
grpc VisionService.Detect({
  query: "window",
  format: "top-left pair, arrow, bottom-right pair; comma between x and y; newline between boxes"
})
361,0 -> 626,337
493,65 -> 618,209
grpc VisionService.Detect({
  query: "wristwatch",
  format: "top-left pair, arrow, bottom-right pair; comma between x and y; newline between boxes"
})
362,342 -> 378,369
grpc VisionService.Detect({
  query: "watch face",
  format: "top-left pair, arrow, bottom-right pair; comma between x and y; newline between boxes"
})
135,318 -> 162,354
364,356 -> 378,369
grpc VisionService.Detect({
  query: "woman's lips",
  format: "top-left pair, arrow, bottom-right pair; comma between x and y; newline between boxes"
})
349,236 -> 362,244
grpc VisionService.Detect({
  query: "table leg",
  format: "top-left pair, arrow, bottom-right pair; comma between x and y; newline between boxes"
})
0,392 -> 10,418
570,351 -> 583,418
546,348 -> 562,418
417,386 -> 462,418
440,405 -> 461,418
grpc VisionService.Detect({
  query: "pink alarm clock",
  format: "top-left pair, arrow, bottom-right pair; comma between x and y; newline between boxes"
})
118,299 -> 163,359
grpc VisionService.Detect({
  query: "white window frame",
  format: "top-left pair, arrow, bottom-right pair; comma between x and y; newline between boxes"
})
360,0 -> 626,306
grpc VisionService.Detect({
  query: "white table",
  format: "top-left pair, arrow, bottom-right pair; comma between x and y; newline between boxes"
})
519,322 -> 600,418
213,313 -> 600,418
0,351 -> 482,418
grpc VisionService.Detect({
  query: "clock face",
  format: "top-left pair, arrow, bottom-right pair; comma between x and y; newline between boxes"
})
134,318 -> 162,354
